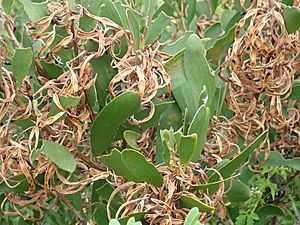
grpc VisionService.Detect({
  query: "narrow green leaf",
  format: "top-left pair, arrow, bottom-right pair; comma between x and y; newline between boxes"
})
184,34 -> 215,112
209,131 -> 268,186
287,79 -> 300,100
188,104 -> 210,162
38,140 -> 77,172
12,47 -> 33,89
124,130 -> 141,150
126,9 -> 140,54
91,91 -> 141,156
282,6 -> 300,34
144,12 -> 172,45
186,0 -> 197,25
180,194 -> 215,212
20,0 -> 48,21
177,133 -> 197,166
101,0 -> 123,26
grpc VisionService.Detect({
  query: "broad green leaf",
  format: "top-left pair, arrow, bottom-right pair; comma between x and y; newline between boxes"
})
38,140 -> 77,172
180,194 -> 215,212
122,149 -> 163,187
254,205 -> 285,225
101,0 -> 123,26
226,179 -> 251,203
264,151 -> 300,170
100,149 -> 140,182
208,131 -> 268,190
184,207 -> 201,225
188,104 -> 210,162
100,149 -> 163,186
162,32 -> 193,55
177,133 -> 197,166
12,48 -> 33,89
124,130 -> 141,150
208,0 -> 219,16
0,174 -> 29,193
40,61 -> 63,79
287,79 -> 300,100
164,50 -> 187,89
282,6 -> 300,34
220,9 -> 237,30
184,34 -> 215,112
91,91 -> 141,155
126,9 -> 140,54
20,0 -> 48,21
145,11 -> 172,46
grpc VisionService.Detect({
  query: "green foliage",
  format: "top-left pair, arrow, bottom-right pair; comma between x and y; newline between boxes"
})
1,0 -> 299,224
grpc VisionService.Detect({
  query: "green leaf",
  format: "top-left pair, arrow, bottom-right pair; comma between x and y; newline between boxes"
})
208,131 -> 268,190
180,194 -> 215,212
287,79 -> 300,100
91,91 -> 141,156
118,213 -> 147,225
164,50 -> 187,89
100,149 -> 163,186
207,25 -> 235,62
184,34 -> 215,113
188,104 -> 210,162
2,0 -> 13,13
282,6 -> 300,34
124,130 -> 141,150
12,47 -> 33,89
101,0 -> 123,26
144,12 -> 172,46
186,0 -> 197,25
177,133 -> 197,166
109,219 -> 121,225
49,95 -> 82,117
126,9 -> 140,54
226,179 -> 251,203
38,140 -> 77,172
20,0 -> 48,21
40,61 -> 63,79
254,205 -> 285,225
100,149 -> 140,182
184,207 -> 202,225
0,174 -> 29,193
122,149 -> 163,186
263,151 -> 300,170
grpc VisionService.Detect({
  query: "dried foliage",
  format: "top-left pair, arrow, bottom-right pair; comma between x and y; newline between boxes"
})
224,0 -> 300,160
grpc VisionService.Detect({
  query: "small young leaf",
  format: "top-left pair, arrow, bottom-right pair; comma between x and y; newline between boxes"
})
124,130 -> 141,150
177,133 -> 197,166
38,140 -> 77,173
184,207 -> 201,225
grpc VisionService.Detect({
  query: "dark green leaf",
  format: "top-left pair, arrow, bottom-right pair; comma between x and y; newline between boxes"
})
226,179 -> 251,203
254,205 -> 285,225
287,79 -> 300,100
282,6 -> 300,34
91,91 -> 141,156
264,151 -> 300,170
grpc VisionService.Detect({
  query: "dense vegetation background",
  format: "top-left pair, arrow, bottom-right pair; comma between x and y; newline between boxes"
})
0,0 -> 299,224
